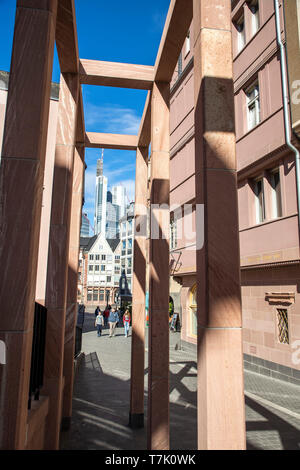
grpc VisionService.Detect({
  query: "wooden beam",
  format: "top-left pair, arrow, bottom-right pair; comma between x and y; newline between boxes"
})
138,91 -> 151,148
76,87 -> 85,147
85,132 -> 138,150
154,0 -> 193,82
56,0 -> 79,73
79,59 -> 154,90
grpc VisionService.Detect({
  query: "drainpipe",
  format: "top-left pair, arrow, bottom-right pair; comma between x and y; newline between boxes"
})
274,0 -> 300,234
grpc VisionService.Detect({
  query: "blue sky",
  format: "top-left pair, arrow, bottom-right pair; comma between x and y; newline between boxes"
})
0,0 -> 170,229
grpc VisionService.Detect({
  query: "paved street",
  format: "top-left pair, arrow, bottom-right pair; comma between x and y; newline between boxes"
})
60,313 -> 300,450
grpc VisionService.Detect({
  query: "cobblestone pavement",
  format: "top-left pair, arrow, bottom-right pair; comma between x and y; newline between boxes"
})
60,313 -> 300,450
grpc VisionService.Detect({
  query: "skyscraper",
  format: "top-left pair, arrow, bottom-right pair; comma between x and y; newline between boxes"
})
80,212 -> 90,237
112,185 -> 127,219
94,153 -> 107,235
106,190 -> 120,239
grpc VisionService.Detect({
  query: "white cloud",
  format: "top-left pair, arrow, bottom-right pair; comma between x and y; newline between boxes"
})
85,102 -> 141,134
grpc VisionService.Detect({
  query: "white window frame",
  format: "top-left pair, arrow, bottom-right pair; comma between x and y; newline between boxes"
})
236,15 -> 246,53
246,80 -> 260,131
270,168 -> 282,219
250,0 -> 260,36
254,176 -> 265,224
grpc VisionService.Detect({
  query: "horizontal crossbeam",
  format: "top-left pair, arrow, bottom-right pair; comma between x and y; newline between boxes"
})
85,132 -> 138,150
79,59 -> 155,90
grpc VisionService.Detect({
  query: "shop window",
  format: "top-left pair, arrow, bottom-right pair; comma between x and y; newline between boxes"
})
93,291 -> 98,302
189,285 -> 197,337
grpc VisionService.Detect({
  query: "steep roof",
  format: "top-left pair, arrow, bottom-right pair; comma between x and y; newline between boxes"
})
106,238 -> 120,252
80,235 -> 97,251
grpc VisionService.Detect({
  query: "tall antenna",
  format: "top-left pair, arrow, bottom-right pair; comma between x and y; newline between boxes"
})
96,149 -> 104,176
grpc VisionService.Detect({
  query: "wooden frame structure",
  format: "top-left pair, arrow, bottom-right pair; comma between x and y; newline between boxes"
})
0,0 -> 246,451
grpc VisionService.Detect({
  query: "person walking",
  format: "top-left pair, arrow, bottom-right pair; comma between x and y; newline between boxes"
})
108,308 -> 119,337
94,305 -> 100,317
123,309 -> 131,337
103,307 -> 109,328
95,310 -> 104,337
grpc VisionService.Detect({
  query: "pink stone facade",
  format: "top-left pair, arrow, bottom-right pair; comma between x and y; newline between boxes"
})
170,0 -> 300,380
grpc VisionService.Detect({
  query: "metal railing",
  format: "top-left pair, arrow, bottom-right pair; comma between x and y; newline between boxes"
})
28,302 -> 47,410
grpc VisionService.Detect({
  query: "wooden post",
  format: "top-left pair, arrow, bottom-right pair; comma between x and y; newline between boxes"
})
129,146 -> 148,428
193,0 -> 246,450
0,0 -> 57,449
43,72 -> 79,449
147,82 -> 170,450
61,145 -> 85,430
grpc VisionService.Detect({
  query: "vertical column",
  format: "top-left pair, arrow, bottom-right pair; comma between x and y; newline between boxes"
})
148,82 -> 170,450
61,145 -> 85,430
43,72 -> 79,450
0,0 -> 57,449
193,0 -> 246,449
129,146 -> 148,428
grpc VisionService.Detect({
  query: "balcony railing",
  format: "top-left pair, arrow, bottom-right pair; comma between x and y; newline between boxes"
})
28,302 -> 47,410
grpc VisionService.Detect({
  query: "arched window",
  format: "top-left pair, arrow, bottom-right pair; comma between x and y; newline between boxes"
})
189,285 -> 197,337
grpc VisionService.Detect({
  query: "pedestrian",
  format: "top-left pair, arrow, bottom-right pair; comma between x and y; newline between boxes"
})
95,310 -> 104,337
94,305 -> 100,317
108,308 -> 119,337
123,309 -> 131,337
104,307 -> 109,328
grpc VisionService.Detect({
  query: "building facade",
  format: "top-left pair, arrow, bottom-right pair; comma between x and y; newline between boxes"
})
120,202 -> 135,295
112,184 -> 127,219
106,191 -> 120,239
169,0 -> 300,385
78,233 -> 121,308
80,212 -> 90,237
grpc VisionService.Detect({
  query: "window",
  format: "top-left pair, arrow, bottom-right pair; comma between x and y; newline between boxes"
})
89,265 -> 93,272
236,15 -> 246,52
246,81 -> 260,130
93,290 -> 98,302
128,258 -> 132,268
170,219 -> 177,250
95,265 -> 99,272
107,276 -> 112,283
178,51 -> 183,77
185,31 -> 191,57
254,177 -> 265,224
99,290 -> 104,301
115,255 -> 120,264
95,254 -> 100,261
101,265 -> 105,272
250,0 -> 260,36
270,169 -> 282,219
190,285 -> 197,337
89,254 -> 94,261
87,289 -> 92,302
277,309 -> 289,344
115,266 -> 120,274
101,254 -> 106,261
107,254 -> 112,262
